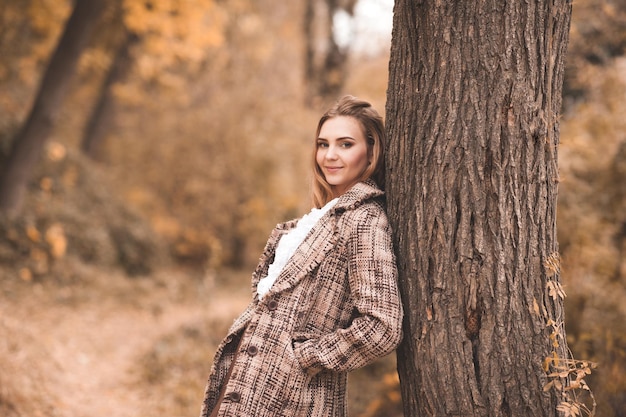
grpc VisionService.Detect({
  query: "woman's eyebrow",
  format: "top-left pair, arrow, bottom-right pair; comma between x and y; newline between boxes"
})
317,136 -> 355,141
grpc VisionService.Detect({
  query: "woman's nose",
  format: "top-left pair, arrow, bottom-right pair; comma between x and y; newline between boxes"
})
325,145 -> 338,159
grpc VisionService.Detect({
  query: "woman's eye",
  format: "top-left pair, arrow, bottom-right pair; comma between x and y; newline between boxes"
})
317,142 -> 329,148
340,142 -> 353,148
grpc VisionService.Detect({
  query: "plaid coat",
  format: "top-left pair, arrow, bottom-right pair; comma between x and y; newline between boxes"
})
200,181 -> 403,417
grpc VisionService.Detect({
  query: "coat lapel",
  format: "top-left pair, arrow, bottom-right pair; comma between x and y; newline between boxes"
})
259,180 -> 384,299
265,211 -> 338,297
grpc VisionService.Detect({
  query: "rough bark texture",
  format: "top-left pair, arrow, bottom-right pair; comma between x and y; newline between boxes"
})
0,0 -> 105,216
385,1 -> 573,416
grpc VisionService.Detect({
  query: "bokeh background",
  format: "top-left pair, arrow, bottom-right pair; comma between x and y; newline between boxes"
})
0,1 -> 624,416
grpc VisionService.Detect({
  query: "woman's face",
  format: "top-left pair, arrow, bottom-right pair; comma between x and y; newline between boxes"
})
316,116 -> 370,197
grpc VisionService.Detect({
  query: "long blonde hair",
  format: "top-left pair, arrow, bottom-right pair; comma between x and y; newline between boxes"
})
311,95 -> 386,208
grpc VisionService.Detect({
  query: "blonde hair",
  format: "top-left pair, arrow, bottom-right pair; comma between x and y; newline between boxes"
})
312,95 -> 386,208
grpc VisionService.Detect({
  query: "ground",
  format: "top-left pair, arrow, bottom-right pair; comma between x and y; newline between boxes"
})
0,265 -> 402,417
0,265 -> 250,417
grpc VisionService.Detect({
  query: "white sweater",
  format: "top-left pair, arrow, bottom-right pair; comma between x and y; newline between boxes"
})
257,198 -> 338,299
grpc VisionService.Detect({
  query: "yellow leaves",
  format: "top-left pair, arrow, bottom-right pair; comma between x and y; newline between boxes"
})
547,279 -> 566,301
543,378 -> 562,391
557,401 -> 582,417
16,222 -> 68,279
544,253 -> 566,304
19,267 -> 33,282
386,389 -> 402,403
544,350 -> 561,371
45,223 -> 67,259
78,48 -> 112,74
542,304 -> 596,416
549,369 -> 575,379
549,329 -> 560,348
123,0 -> 227,81
381,372 -> 401,402
25,223 -> 68,276
28,0 -> 71,35
19,0 -> 72,86
543,352 -> 597,417
26,225 -> 42,243
544,251 -> 561,277
152,214 -> 181,239
46,141 -> 67,162
124,0 -> 179,34
382,371 -> 399,387
543,355 -> 552,372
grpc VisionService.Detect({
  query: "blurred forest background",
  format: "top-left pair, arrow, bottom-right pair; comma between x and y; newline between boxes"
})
0,0 -> 624,416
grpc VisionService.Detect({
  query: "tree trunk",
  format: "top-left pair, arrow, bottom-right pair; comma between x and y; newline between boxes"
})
385,1 -> 574,416
0,0 -> 105,217
302,0 -> 356,105
81,30 -> 137,158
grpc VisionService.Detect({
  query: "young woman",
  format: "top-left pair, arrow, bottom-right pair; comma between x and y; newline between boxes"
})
200,95 -> 403,417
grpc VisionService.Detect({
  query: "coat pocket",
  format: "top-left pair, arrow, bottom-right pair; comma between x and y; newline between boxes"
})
278,336 -> 314,415
291,331 -> 325,377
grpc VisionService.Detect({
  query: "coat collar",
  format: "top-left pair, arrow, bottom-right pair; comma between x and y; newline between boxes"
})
224,181 -> 386,340
330,179 -> 384,214
256,180 -> 384,304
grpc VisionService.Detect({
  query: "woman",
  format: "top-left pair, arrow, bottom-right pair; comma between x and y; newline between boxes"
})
200,95 -> 403,417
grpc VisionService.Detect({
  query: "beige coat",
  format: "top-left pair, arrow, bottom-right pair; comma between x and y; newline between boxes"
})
200,181 -> 403,417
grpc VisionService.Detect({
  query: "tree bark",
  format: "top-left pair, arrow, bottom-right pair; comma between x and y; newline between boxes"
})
385,1 -> 573,416
0,0 -> 105,217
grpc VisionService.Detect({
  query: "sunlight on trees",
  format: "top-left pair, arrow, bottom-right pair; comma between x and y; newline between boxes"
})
123,0 -> 226,82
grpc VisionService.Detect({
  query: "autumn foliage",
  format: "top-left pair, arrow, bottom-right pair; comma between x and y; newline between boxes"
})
0,0 -> 625,416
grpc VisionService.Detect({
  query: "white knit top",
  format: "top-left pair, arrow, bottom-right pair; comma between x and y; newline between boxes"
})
257,198 -> 338,300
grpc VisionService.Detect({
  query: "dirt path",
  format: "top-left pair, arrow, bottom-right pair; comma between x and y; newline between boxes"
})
1,270 -> 250,417
40,304 -> 198,416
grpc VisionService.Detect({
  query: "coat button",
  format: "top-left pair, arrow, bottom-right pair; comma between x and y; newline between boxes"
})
267,299 -> 278,311
247,345 -> 259,356
226,392 -> 241,402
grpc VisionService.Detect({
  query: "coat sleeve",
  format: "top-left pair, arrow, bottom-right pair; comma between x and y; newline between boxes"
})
293,204 -> 403,376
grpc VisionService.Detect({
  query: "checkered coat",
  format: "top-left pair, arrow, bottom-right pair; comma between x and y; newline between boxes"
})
200,181 -> 403,417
